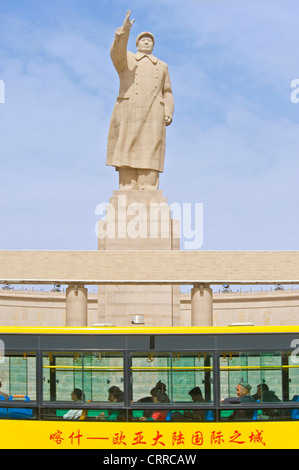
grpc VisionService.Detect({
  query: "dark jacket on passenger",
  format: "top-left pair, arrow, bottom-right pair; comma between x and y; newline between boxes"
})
229,395 -> 255,420
253,390 -> 280,403
254,390 -> 281,417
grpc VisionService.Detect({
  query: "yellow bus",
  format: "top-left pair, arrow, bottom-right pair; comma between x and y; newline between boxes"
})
0,325 -> 299,449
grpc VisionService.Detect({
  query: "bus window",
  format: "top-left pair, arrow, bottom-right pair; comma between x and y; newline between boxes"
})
220,351 -> 283,420
42,351 -> 124,403
172,353 -> 213,404
0,351 -> 36,419
130,352 -> 213,404
131,353 -> 169,403
284,352 -> 299,403
220,351 -> 282,402
0,352 -> 36,399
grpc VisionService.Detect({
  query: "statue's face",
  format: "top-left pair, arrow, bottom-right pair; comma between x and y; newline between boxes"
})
137,36 -> 154,54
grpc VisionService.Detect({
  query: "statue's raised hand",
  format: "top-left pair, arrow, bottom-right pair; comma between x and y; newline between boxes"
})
123,10 -> 135,31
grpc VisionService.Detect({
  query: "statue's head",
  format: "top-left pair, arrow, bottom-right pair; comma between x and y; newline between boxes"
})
136,32 -> 155,54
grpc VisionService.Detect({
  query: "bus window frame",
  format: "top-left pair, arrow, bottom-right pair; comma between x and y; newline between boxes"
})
217,348 -> 299,419
40,349 -> 126,411
0,349 -> 38,418
128,349 -> 217,418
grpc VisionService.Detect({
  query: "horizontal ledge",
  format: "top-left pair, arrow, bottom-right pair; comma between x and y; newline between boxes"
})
1,251 -> 299,285
1,279 -> 299,285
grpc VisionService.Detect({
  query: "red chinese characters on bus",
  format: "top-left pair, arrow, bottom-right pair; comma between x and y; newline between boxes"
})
229,430 -> 246,445
211,430 -> 224,445
49,430 -> 64,445
113,431 -> 127,446
152,430 -> 165,447
249,430 -> 266,446
191,431 -> 204,446
172,431 -> 185,446
49,428 -> 266,447
132,431 -> 147,446
69,430 -> 83,446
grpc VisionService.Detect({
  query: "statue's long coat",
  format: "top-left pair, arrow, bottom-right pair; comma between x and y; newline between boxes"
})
106,27 -> 174,173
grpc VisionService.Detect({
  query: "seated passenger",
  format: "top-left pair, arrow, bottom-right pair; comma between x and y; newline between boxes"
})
181,387 -> 206,421
139,380 -> 170,421
188,386 -> 204,403
228,381 -> 255,420
253,383 -> 281,417
108,385 -> 124,403
253,384 -> 280,402
137,395 -> 153,419
0,380 -> 9,401
237,382 -> 255,402
63,388 -> 84,420
97,385 -> 125,421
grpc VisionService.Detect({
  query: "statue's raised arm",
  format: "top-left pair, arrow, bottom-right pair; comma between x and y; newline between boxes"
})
110,11 -> 134,73
106,11 -> 174,190
122,10 -> 135,31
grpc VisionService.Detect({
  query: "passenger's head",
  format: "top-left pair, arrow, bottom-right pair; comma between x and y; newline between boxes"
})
256,383 -> 269,397
150,380 -> 170,403
236,382 -> 252,397
188,386 -> 203,402
108,386 -> 124,402
155,380 -> 167,394
71,388 -> 84,401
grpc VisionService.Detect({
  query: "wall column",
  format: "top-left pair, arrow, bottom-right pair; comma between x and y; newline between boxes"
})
191,283 -> 213,326
66,284 -> 88,326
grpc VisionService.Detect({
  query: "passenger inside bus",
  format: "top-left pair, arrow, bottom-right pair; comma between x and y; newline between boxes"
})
137,394 -> 154,419
63,388 -> 84,420
252,383 -> 280,402
0,380 -> 8,401
96,385 -> 125,421
188,386 -> 204,403
252,383 -> 282,417
180,387 -> 206,421
139,380 -> 170,421
167,386 -> 208,422
227,382 -> 255,420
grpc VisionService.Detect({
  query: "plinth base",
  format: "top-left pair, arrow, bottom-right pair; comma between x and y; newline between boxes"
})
97,190 -> 180,327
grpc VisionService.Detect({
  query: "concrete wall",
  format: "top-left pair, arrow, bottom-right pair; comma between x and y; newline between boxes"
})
1,287 -> 299,327
0,289 -> 98,326
181,289 -> 299,326
213,289 -> 299,326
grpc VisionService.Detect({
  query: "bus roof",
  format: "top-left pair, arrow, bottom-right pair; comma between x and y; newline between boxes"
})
0,325 -> 299,335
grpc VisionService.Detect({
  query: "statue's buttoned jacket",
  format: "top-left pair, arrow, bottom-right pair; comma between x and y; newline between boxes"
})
106,27 -> 174,172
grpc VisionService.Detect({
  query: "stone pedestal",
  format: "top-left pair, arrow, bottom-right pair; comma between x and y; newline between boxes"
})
97,190 -> 181,327
66,284 -> 88,326
191,284 -> 213,326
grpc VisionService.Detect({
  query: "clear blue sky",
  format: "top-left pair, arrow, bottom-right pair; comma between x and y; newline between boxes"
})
0,0 -> 298,258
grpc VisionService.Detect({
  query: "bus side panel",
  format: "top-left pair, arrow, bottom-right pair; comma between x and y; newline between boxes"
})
0,420 -> 297,449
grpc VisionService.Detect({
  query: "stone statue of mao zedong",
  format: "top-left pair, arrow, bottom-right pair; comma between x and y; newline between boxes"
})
106,10 -> 174,190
